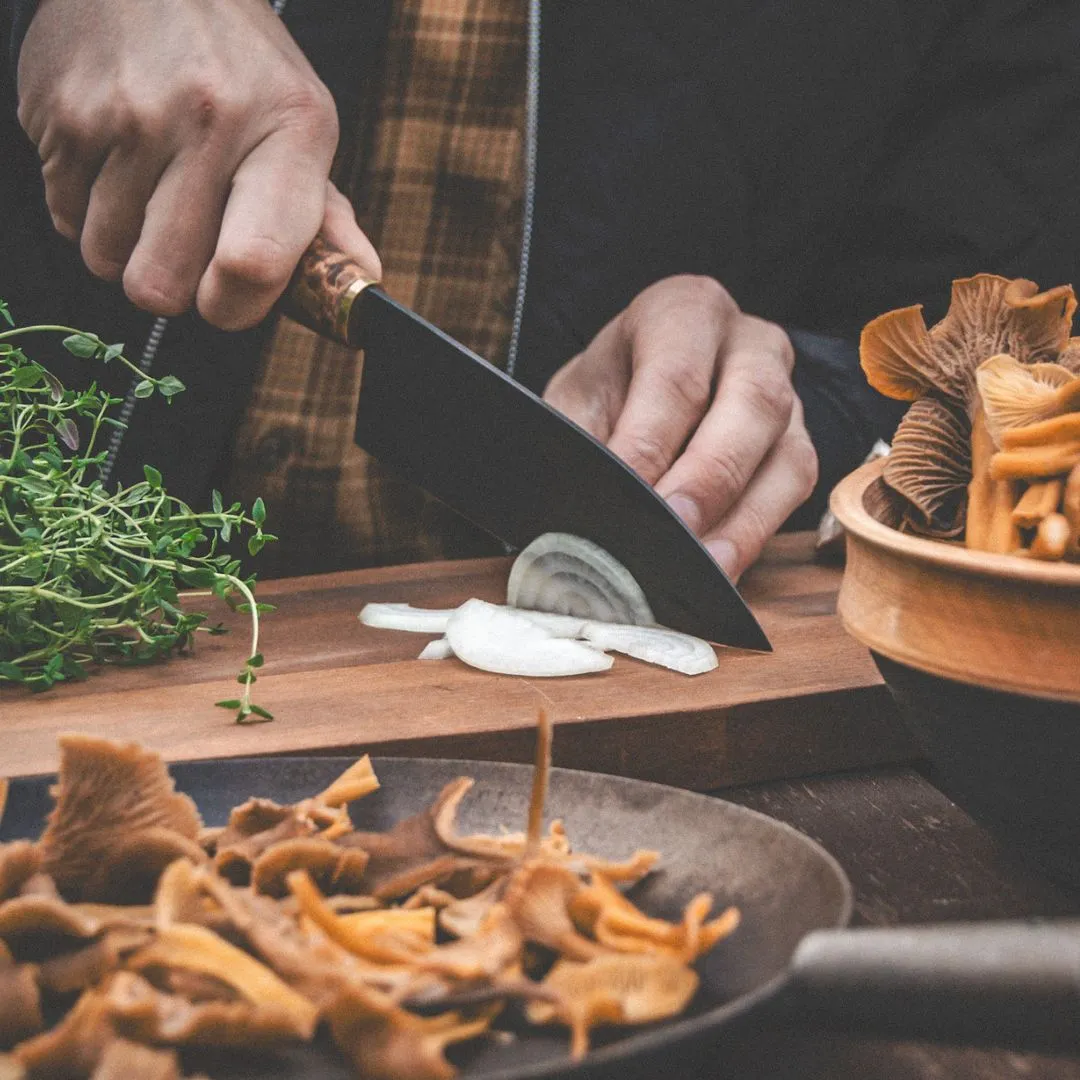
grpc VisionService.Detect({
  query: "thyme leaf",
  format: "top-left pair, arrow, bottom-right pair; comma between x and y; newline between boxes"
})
0,305 -> 274,722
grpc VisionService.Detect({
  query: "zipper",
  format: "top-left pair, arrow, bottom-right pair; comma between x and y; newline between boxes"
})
505,0 -> 541,379
98,0 -> 293,488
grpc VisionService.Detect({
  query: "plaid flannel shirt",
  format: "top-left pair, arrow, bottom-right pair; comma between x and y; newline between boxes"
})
225,0 -> 526,576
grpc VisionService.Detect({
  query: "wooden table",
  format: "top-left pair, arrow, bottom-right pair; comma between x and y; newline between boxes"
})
4,532 -> 1077,1077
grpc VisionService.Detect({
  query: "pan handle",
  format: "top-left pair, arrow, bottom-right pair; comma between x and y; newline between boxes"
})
279,236 -> 380,345
789,919 -> 1080,1053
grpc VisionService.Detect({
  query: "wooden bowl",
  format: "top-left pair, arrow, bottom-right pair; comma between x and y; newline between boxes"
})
830,459 -> 1080,885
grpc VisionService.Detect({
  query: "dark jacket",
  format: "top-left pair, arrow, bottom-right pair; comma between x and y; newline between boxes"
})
3,0 -> 1079,536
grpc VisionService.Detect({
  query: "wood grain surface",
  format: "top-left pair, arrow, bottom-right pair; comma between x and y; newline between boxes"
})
0,534 -> 916,782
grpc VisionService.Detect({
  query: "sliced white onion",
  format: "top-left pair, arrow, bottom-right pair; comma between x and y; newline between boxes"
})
581,623 -> 718,676
507,533 -> 655,626
445,600 -> 613,678
513,609 -> 590,638
358,603 -> 455,634
417,637 -> 454,661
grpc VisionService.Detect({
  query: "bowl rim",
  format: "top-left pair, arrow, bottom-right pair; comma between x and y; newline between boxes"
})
830,459 -> 1080,587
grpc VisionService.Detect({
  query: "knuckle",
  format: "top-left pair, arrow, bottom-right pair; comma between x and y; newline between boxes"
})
277,80 -> 339,142
673,274 -> 737,316
80,237 -> 125,282
741,364 -> 795,429
624,429 -> 674,482
124,257 -> 194,315
696,444 -> 747,505
756,319 -> 796,370
791,433 -> 820,498
123,269 -> 191,318
48,206 -> 80,242
212,234 -> 294,292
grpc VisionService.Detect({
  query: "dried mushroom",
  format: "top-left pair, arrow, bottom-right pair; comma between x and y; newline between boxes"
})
3,728 -> 736,1078
0,967 -> 43,1049
326,981 -> 492,1080
527,953 -> 699,1059
251,838 -> 370,898
39,736 -> 202,902
87,1038 -> 181,1080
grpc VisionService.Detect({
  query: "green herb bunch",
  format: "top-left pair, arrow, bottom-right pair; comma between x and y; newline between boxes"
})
0,301 -> 277,723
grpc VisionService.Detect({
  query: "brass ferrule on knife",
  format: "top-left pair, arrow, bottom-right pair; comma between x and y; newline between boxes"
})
281,235 -> 380,346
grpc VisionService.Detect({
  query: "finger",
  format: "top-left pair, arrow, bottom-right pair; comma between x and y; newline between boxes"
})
542,316 -> 628,443
703,399 -> 819,581
322,181 -> 381,280
605,278 -> 729,485
196,128 -> 333,330
122,146 -> 232,316
79,143 -> 170,282
39,141 -> 104,242
655,315 -> 796,535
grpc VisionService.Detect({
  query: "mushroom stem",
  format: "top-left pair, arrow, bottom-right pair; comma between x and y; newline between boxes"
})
1063,462 -> 1080,536
1011,480 -> 1064,528
989,441 -> 1080,481
966,400 -> 996,550
1031,513 -> 1072,560
986,478 -> 1020,554
1002,412 -> 1080,449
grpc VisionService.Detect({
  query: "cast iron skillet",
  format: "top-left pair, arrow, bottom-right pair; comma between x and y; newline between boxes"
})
3,757 -> 1078,1078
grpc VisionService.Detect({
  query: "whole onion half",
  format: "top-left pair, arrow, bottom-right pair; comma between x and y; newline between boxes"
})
506,533 -> 655,626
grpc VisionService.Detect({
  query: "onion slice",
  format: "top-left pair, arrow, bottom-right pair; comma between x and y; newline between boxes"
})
358,603 -> 455,634
417,638 -> 455,661
507,533 -> 655,626
445,600 -> 613,678
581,623 -> 717,676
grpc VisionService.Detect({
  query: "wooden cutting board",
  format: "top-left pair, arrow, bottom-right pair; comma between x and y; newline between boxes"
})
0,534 -> 915,785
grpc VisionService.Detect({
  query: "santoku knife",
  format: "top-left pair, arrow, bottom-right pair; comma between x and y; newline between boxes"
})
281,237 -> 770,650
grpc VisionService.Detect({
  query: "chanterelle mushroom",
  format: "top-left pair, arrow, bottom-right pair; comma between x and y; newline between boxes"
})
860,275 -> 1078,548
39,736 -> 202,902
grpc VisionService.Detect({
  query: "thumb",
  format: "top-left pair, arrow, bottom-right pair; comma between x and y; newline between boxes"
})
321,181 -> 382,281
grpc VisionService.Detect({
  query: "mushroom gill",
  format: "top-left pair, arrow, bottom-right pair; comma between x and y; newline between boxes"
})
103,970 -> 307,1049
325,981 -> 492,1080
975,354 -> 1080,446
127,923 -> 319,1039
39,736 -> 202,902
882,396 -> 972,537
526,953 -> 699,1060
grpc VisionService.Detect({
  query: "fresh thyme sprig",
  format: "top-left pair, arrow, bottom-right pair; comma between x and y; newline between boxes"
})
0,300 -> 277,723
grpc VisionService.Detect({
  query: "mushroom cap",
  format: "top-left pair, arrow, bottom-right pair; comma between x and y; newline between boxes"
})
861,275 -> 1077,410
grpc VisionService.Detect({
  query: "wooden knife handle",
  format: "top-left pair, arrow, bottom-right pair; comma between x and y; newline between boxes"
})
279,235 -> 379,345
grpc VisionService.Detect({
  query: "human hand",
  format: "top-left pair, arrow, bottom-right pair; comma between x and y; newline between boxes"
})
17,0 -> 380,330
543,276 -> 818,581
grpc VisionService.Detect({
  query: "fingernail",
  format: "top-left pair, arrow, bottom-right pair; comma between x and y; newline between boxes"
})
707,537 -> 740,580
666,493 -> 702,535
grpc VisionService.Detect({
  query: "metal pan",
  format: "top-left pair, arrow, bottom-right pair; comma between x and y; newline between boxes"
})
2,757 -> 1078,1079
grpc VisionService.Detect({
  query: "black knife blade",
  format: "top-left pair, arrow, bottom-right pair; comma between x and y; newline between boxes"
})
282,240 -> 770,650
